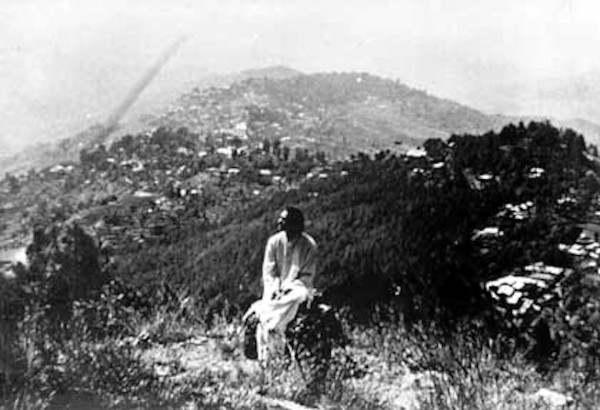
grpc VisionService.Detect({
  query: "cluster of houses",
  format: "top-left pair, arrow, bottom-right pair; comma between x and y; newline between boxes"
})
148,79 -> 347,158
481,192 -> 600,329
0,105 -> 349,260
485,225 -> 600,325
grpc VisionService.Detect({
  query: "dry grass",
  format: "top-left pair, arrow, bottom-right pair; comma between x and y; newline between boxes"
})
2,301 -> 599,410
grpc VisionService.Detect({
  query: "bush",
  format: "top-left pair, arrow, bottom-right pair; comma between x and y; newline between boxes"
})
6,295 -> 158,409
23,220 -> 109,322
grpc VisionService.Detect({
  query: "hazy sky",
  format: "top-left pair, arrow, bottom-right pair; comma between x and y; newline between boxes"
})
2,0 -> 600,155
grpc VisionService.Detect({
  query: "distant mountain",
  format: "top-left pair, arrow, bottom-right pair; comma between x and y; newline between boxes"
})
3,67 -> 600,175
470,70 -> 600,148
553,118 -> 600,148
124,71 -> 600,155
0,66 -> 302,175
148,72 -> 511,158
520,71 -> 600,124
117,66 -> 302,137
237,66 -> 302,79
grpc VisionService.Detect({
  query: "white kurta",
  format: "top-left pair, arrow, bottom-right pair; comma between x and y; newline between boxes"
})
244,231 -> 318,360
262,231 -> 317,300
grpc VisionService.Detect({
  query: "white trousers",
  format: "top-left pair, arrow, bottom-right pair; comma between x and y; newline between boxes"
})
244,284 -> 313,361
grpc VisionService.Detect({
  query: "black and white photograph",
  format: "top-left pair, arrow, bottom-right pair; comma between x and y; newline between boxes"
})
1,0 -> 600,408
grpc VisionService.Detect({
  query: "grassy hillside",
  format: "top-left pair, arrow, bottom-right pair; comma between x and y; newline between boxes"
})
100,122 -> 598,327
3,121 -> 600,409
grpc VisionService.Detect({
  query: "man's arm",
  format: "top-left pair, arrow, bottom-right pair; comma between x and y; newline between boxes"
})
262,237 -> 280,299
294,236 -> 317,289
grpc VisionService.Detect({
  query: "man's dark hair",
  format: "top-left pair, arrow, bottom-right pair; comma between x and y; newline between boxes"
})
277,206 -> 305,233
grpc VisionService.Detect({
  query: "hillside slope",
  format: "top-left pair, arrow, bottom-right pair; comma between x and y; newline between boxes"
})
0,67 -> 302,176
0,70 -> 509,175
99,122 -> 599,323
6,68 -> 600,177
149,72 -> 508,158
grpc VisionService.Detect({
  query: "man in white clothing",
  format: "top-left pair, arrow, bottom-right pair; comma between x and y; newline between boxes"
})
244,206 -> 318,360
262,207 -> 317,301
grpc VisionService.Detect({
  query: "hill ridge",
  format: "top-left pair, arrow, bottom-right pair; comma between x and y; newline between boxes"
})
3,68 -> 600,176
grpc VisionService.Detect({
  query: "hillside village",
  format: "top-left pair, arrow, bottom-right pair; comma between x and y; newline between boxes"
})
1,71 -> 522,177
1,126 -> 322,257
149,73 -> 507,157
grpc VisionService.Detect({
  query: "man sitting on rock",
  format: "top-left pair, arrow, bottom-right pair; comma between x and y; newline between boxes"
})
244,206 -> 318,361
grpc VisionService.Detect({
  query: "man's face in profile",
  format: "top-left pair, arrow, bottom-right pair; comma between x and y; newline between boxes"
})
276,209 -> 288,232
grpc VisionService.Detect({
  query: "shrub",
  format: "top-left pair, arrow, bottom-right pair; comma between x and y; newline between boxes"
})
23,220 -> 109,322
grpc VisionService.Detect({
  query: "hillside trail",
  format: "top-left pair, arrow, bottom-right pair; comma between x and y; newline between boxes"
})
140,327 -> 574,409
140,330 -> 442,410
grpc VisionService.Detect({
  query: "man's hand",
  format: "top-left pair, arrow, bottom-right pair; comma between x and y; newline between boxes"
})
271,288 -> 292,300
